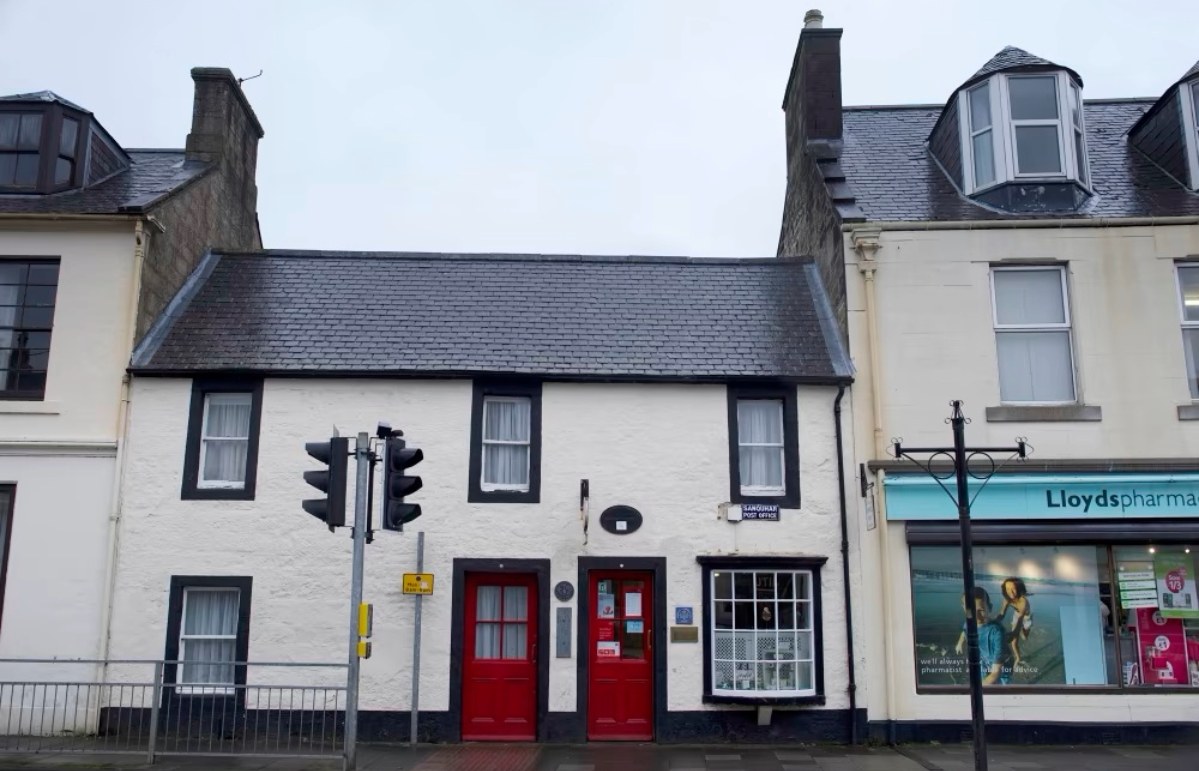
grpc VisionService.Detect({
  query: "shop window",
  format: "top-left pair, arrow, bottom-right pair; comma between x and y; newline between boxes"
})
181,378 -> 264,500
909,544 -> 1199,690
468,380 -> 542,503
991,266 -> 1076,404
699,557 -> 826,703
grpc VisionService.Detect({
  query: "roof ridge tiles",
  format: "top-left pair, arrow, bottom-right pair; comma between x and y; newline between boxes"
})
211,249 -> 817,266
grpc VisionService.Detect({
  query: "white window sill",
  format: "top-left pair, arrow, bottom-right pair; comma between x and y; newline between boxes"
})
196,483 -> 247,491
0,400 -> 61,415
985,404 -> 1101,422
480,485 -> 530,493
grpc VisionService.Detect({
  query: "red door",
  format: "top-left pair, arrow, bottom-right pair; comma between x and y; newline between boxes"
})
461,573 -> 537,740
587,571 -> 653,740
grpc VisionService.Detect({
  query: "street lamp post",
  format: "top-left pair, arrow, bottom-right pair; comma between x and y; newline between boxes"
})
891,401 -> 1029,771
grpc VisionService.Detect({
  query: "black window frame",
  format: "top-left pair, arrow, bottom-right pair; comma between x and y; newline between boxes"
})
162,575 -> 252,707
467,379 -> 542,503
0,257 -> 59,401
727,384 -> 800,508
0,104 -> 87,193
181,378 -> 264,501
697,555 -> 828,706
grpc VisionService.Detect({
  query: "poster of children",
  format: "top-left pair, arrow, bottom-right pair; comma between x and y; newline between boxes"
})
911,546 -> 1108,687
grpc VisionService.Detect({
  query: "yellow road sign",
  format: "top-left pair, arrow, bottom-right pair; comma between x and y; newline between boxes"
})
402,573 -> 434,594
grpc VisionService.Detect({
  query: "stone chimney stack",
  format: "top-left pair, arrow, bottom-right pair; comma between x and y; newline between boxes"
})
782,9 -> 843,154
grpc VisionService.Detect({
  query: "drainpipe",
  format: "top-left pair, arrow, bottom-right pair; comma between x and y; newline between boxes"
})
832,385 -> 857,744
852,228 -> 897,744
97,217 -> 154,680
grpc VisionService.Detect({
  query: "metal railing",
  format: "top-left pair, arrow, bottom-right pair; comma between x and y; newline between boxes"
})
0,659 -> 347,762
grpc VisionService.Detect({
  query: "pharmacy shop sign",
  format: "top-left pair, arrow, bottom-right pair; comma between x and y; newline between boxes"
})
886,472 -> 1199,521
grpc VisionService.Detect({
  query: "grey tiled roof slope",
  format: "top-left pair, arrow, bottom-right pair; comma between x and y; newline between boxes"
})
967,46 -> 1080,87
840,100 -> 1199,222
0,150 -> 210,215
133,251 -> 852,382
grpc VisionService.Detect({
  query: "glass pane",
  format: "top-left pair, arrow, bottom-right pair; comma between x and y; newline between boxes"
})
972,130 -> 995,188
621,621 -> 645,659
733,572 -> 754,599
1070,85 -> 1083,129
1074,130 -> 1087,183
756,573 -> 776,599
715,600 -> 733,630
737,400 -> 783,444
797,602 -> 812,630
968,83 -> 991,130
1113,546 -> 1199,689
714,571 -> 732,600
0,154 -> 13,186
733,601 -> 754,630
16,371 -> 45,394
204,393 -> 252,438
482,444 -> 529,486
777,573 -> 795,599
183,589 -> 239,635
993,270 -> 1066,325
476,586 -> 501,621
795,572 -> 811,601
60,118 -> 78,157
27,264 -> 58,285
14,154 -> 38,186
797,631 -> 813,660
503,585 -> 528,621
1183,328 -> 1199,400
475,622 -> 500,658
1178,266 -> 1199,322
714,630 -> 734,660
778,601 -> 795,630
1192,82 -> 1199,125
181,639 -> 235,685
17,114 -> 41,150
482,397 -> 530,442
54,157 -> 72,185
18,305 -> 53,328
1015,125 -> 1062,174
777,662 -> 797,690
502,623 -> 526,659
997,330 -> 1075,402
1009,76 -> 1059,120
776,631 -> 797,660
797,662 -> 814,690
714,661 -> 734,690
740,447 -> 784,489
0,115 -> 17,149
23,284 -> 56,306
202,439 -> 248,483
757,663 -> 778,691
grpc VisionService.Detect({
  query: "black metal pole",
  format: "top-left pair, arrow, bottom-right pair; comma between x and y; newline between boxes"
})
952,404 -> 988,771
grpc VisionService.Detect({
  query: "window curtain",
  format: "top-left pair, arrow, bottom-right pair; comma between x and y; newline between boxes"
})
475,586 -> 501,658
502,586 -> 527,659
202,394 -> 252,483
737,401 -> 784,489
482,399 -> 530,486
0,269 -> 19,389
181,590 -> 239,685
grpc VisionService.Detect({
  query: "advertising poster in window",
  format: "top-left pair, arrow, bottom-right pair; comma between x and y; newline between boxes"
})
911,546 -> 1107,687
1134,608 -> 1190,685
1155,552 -> 1199,619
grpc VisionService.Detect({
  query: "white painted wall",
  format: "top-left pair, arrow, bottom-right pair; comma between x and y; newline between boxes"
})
109,377 -> 855,718
843,222 -> 1199,725
0,222 -> 136,679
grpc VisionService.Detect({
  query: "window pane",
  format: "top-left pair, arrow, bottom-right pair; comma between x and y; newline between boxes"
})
18,305 -> 53,327
23,284 -> 56,306
183,589 -> 239,635
1178,267 -> 1199,322
27,264 -> 58,285
204,393 -> 252,438
0,154 -> 14,186
17,114 -> 41,150
181,639 -> 236,685
968,84 -> 991,130
60,118 -> 78,157
0,115 -> 16,149
482,398 -> 530,442
714,571 -> 732,600
993,270 -> 1066,325
54,157 -> 72,185
1015,125 -> 1062,174
1113,547 -> 1199,689
737,400 -> 783,444
740,446 -> 783,489
475,622 -> 500,658
1070,85 -> 1083,129
1074,130 -> 1087,183
14,154 -> 38,186
476,586 -> 501,621
997,330 -> 1075,402
482,444 -> 529,486
503,585 -> 528,621
755,572 -> 776,600
972,130 -> 995,188
202,439 -> 248,483
1184,328 -> 1199,400
733,572 -> 753,599
502,624 -> 527,659
1193,82 -> 1199,125
1009,76 -> 1059,120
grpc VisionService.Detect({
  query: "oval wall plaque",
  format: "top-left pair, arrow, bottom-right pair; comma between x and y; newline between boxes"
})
599,505 -> 643,535
554,581 -> 575,602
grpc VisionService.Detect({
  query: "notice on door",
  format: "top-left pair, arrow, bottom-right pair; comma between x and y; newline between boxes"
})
597,641 -> 620,657
625,592 -> 642,618
597,593 -> 615,619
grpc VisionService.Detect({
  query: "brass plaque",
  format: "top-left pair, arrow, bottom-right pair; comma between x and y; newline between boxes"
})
670,626 -> 699,643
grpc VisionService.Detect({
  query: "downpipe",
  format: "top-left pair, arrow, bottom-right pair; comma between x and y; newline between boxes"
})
833,385 -> 858,744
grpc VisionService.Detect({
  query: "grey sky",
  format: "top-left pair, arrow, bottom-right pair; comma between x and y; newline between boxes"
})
2,1 -> 1197,256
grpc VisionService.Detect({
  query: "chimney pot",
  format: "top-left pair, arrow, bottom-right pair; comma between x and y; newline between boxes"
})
803,9 -> 824,29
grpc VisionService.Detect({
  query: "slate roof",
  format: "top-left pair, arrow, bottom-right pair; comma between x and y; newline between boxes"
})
0,150 -> 210,215
131,251 -> 853,382
0,90 -> 88,112
966,46 -> 1081,88
839,99 -> 1199,222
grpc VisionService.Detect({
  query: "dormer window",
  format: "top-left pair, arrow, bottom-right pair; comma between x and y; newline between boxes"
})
1183,79 -> 1199,191
960,71 -> 1088,195
0,113 -> 42,188
0,101 -> 88,194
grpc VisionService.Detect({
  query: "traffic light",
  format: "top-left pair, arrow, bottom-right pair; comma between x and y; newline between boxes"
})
381,436 -> 423,531
302,436 -> 349,531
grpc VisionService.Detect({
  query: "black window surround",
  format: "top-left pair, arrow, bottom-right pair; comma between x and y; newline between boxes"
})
467,379 -> 542,503
0,258 -> 59,401
0,486 -> 14,637
697,555 -> 827,706
0,104 -> 88,194
726,384 -> 800,508
181,378 -> 264,501
162,575 -> 252,703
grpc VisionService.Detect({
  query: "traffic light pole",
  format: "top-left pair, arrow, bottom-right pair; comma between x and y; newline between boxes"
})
344,432 -> 370,770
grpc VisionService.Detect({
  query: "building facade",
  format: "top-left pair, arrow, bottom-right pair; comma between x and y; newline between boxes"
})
779,12 -> 1199,742
108,250 -> 862,742
0,69 -> 262,674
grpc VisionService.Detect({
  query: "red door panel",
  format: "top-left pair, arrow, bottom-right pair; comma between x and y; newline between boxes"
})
587,571 -> 653,740
462,573 -> 537,740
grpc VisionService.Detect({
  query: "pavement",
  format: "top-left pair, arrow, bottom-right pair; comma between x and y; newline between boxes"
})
0,743 -> 1193,771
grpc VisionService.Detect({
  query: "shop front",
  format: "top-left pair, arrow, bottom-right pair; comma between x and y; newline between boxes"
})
881,472 -> 1199,742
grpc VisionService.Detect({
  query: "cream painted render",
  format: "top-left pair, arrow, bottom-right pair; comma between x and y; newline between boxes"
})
0,221 -> 139,669
108,377 -> 861,716
841,222 -> 1199,726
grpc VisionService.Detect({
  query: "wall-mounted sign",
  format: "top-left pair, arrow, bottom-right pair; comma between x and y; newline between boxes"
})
741,504 -> 780,521
674,606 -> 694,625
597,641 -> 620,657
554,581 -> 575,602
600,505 -> 643,535
670,626 -> 699,643
402,573 -> 434,594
